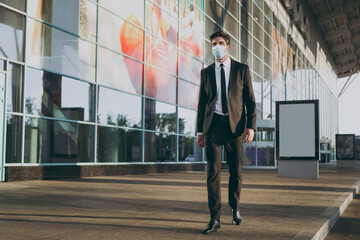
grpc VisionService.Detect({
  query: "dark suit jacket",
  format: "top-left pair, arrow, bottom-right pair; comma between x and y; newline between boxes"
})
196,58 -> 257,136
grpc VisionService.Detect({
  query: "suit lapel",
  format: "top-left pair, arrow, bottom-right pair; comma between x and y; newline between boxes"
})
209,63 -> 216,96
228,58 -> 237,94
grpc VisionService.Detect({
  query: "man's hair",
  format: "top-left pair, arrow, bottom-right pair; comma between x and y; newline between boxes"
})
209,30 -> 230,45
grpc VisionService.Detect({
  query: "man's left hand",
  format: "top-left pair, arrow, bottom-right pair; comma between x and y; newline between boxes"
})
244,128 -> 254,143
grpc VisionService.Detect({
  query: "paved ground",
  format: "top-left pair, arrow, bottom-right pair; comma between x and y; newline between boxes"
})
325,191 -> 360,240
0,165 -> 359,240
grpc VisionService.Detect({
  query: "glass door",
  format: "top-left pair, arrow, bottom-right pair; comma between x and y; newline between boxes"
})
0,71 -> 6,182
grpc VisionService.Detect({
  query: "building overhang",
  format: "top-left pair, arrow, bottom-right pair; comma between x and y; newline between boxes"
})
307,0 -> 360,78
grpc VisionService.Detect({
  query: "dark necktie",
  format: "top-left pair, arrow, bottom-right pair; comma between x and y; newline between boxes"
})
220,63 -> 228,114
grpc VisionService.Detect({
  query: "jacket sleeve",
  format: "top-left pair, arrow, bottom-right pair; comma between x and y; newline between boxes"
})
243,65 -> 257,130
196,69 -> 207,134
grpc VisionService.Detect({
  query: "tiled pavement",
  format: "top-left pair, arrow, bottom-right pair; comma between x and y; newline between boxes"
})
0,165 -> 359,240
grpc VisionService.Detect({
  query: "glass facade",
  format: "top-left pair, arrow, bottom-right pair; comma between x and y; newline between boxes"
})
0,0 -> 338,167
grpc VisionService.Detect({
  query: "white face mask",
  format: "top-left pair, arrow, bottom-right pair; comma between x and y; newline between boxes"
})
212,44 -> 227,59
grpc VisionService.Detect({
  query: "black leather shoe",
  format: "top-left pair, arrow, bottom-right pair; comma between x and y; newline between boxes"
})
202,219 -> 220,234
232,209 -> 242,225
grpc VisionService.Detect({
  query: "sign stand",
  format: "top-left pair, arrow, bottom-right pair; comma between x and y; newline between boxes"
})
276,100 -> 320,179
336,134 -> 356,168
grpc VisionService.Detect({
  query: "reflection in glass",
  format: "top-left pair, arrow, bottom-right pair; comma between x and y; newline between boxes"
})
178,80 -> 199,110
97,47 -> 143,94
224,15 -> 238,40
244,143 -> 256,166
98,87 -> 142,128
179,0 -> 204,59
145,132 -> 176,162
26,19 -> 96,82
0,6 -> 25,61
6,63 -> 23,113
0,0 -> 25,11
97,126 -> 142,162
99,7 -> 144,61
145,66 -> 176,104
27,0 -> 97,41
145,98 -> 176,133
24,117 -> 94,163
6,115 -> 22,163
25,67 -> 95,121
178,107 -> 196,136
178,51 -> 201,85
145,33 -> 177,76
100,0 -> 144,26
146,1 -> 178,45
179,136 -> 202,162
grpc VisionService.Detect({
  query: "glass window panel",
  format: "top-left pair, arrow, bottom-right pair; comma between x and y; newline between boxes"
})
144,132 -> 176,162
148,0 -> 178,18
26,19 -> 96,82
240,7 -> 252,32
253,4 -> 263,26
178,80 -> 199,110
204,40 -> 214,66
264,32 -> 271,51
179,136 -> 202,162
145,65 -> 176,104
100,0 -> 144,26
224,15 -> 239,40
98,87 -> 141,128
241,27 -> 251,49
241,0 -> 252,14
253,56 -> 263,77
264,17 -> 271,36
205,16 -> 221,42
252,71 -> 262,93
145,33 -> 177,76
97,126 -> 142,163
25,67 -> 95,121
145,98 -> 176,133
253,0 -> 263,9
257,142 -> 275,166
6,114 -> 22,163
145,1 -> 178,46
179,0 -> 204,33
244,143 -> 256,166
253,21 -> 262,41
179,51 -> 201,85
99,8 -> 144,61
264,64 -> 271,82
264,2 -> 271,20
241,46 -> 252,68
98,47 -> 143,95
264,48 -> 271,66
229,37 -> 239,60
179,14 -> 204,60
178,107 -> 196,136
0,0 -> 25,11
24,117 -> 94,163
0,6 -> 25,61
253,38 -> 262,59
226,0 -> 239,18
6,62 -> 23,113
205,0 -> 222,22
28,0 -> 97,42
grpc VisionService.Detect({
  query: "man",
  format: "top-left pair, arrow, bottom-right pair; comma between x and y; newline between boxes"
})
196,30 -> 256,234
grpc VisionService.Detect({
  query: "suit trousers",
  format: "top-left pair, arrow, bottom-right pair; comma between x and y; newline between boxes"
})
204,113 -> 244,220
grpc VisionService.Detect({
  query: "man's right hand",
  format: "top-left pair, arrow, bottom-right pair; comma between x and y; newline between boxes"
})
196,134 -> 205,147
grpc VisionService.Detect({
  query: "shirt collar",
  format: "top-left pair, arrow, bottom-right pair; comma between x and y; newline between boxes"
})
215,57 -> 231,69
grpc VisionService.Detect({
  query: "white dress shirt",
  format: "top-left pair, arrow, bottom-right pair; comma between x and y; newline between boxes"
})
197,57 -> 231,136
214,57 -> 231,115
